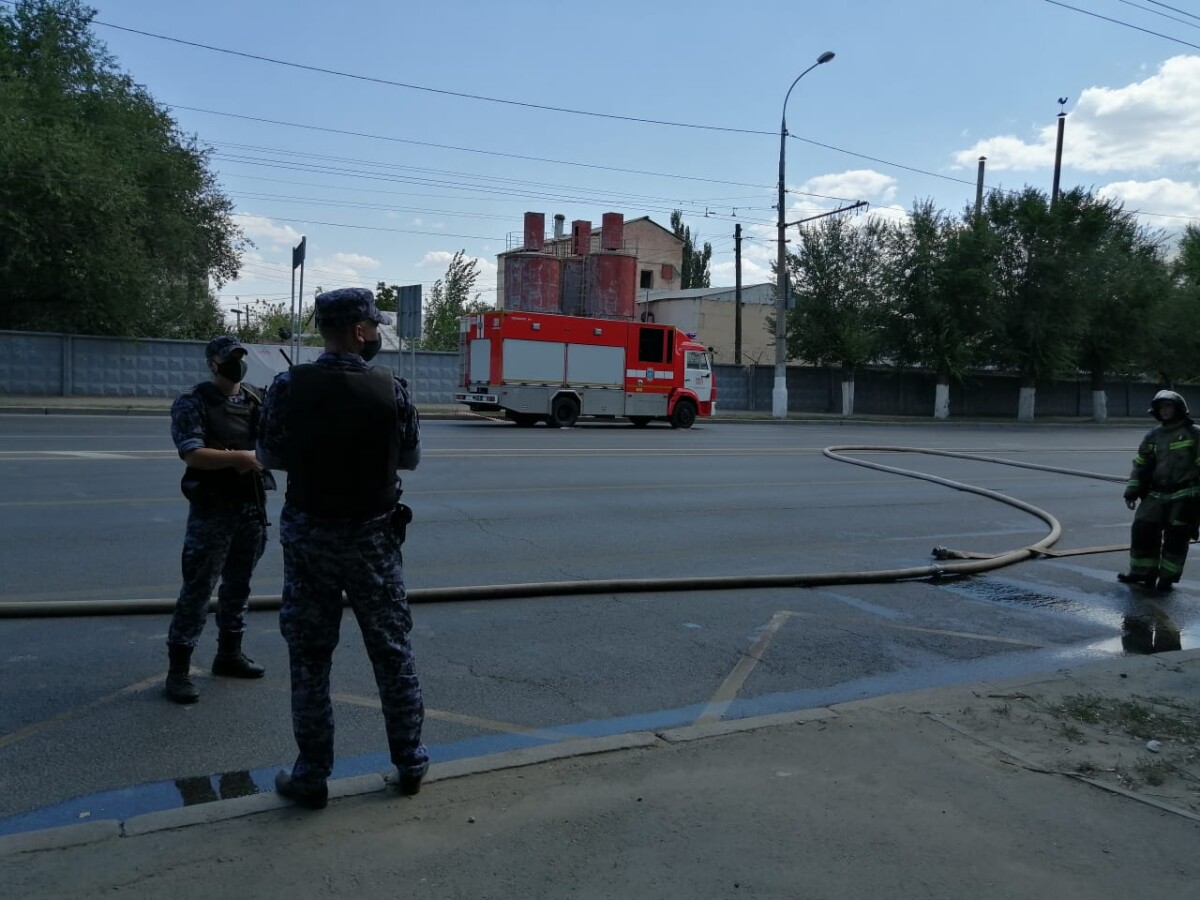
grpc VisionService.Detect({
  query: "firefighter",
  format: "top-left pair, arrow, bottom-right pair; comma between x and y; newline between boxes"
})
166,336 -> 274,704
1119,389 -> 1200,591
258,288 -> 427,810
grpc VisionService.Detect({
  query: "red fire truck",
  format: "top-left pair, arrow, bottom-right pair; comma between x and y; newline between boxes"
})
454,309 -> 715,428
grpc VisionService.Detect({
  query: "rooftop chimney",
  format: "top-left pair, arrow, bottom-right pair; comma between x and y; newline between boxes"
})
553,214 -> 566,240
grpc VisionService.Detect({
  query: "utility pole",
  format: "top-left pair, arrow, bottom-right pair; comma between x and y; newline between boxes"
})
734,223 -> 743,365
975,157 -> 986,219
1051,98 -> 1068,207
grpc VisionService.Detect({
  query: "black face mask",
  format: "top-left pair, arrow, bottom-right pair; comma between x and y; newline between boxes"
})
360,337 -> 382,362
216,358 -> 247,382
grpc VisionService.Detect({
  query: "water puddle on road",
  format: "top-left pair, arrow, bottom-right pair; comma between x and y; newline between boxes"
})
943,576 -> 1196,654
943,578 -> 1083,613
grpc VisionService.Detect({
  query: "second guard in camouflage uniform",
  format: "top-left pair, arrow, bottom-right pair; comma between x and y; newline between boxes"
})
1119,390 -> 1200,592
258,287 -> 427,810
166,335 -> 275,704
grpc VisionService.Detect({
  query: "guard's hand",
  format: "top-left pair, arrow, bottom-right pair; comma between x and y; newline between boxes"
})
1125,498 -> 1137,511
231,450 -> 263,474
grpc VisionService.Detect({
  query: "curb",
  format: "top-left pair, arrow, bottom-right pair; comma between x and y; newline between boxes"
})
2,652 -> 1195,856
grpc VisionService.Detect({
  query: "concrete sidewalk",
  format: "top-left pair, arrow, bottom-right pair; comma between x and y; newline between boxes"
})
3,651 -> 1197,898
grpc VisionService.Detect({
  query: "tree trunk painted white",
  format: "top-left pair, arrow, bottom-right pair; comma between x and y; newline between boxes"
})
1018,386 -> 1036,422
933,382 -> 950,420
1092,389 -> 1108,423
841,378 -> 855,417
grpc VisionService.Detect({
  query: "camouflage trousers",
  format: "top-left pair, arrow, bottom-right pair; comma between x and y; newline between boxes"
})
279,507 -> 426,785
168,502 -> 267,647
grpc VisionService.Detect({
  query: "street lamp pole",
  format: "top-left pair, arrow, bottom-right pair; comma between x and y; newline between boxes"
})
773,50 -> 835,419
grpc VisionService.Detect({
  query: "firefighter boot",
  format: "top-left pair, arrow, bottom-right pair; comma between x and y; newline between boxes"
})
211,631 -> 266,679
165,644 -> 200,704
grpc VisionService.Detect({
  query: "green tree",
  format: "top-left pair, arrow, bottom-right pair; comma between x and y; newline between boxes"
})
881,200 -> 995,418
670,210 -> 712,289
1068,197 -> 1168,420
0,0 -> 247,338
374,281 -> 399,312
981,187 -> 1086,420
419,251 -> 491,350
1139,224 -> 1200,387
785,215 -> 888,416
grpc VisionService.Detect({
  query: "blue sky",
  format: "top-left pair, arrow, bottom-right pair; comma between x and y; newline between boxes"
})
78,0 -> 1200,322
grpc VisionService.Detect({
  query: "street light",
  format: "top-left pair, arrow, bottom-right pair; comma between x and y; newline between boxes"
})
773,50 -> 835,419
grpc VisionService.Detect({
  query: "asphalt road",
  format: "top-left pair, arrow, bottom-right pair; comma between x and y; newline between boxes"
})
1,414 -> 1195,832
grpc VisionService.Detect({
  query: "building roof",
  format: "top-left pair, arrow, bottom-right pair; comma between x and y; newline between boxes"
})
637,283 -> 774,302
497,215 -> 683,258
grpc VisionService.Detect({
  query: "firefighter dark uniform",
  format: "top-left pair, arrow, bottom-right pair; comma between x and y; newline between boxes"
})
1120,390 -> 1200,591
258,288 -> 427,810
166,335 -> 275,704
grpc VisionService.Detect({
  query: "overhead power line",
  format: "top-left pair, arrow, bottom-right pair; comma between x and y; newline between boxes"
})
1146,0 -> 1200,22
1042,0 -> 1200,49
1116,0 -> 1200,30
64,10 -> 776,136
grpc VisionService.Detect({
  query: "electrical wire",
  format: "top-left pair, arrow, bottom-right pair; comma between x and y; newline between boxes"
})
1042,0 -> 1200,49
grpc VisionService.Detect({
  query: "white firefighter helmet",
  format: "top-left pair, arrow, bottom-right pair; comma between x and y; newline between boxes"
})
1148,390 -> 1189,418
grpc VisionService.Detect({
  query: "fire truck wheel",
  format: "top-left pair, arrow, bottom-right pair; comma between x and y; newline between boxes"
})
550,395 -> 580,428
669,400 -> 697,429
629,416 -> 652,427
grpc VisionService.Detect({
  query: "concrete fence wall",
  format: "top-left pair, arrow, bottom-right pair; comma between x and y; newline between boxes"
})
0,330 -> 461,406
0,330 -> 1183,417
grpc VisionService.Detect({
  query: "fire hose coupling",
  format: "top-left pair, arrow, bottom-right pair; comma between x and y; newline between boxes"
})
931,546 -> 952,560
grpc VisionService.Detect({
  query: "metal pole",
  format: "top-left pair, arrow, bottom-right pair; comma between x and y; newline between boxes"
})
773,51 -> 834,419
734,223 -> 743,365
1051,112 -> 1066,207
975,156 -> 986,218
295,260 -> 305,365
290,265 -> 296,364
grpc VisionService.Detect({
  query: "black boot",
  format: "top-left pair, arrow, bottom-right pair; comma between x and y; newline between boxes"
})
275,771 -> 328,810
165,644 -> 199,704
212,631 -> 266,678
393,761 -> 429,797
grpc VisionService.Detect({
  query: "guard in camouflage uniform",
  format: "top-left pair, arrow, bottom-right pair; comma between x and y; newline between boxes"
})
258,288 -> 427,810
166,335 -> 275,704
1119,389 -> 1200,592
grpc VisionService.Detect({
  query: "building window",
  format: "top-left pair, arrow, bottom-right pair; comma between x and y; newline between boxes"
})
639,270 -> 653,290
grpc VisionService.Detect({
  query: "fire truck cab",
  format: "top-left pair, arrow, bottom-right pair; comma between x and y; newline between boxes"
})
454,310 -> 714,428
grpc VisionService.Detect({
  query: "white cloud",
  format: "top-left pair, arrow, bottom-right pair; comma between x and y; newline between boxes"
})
798,170 -> 898,204
419,250 -> 456,268
1098,178 -> 1200,228
954,55 -> 1200,174
232,214 -> 303,248
312,253 -> 378,283
330,252 -> 381,270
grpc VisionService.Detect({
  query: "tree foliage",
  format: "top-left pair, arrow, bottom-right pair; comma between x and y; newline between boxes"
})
670,210 -> 712,289
0,0 -> 247,338
418,251 -> 491,350
785,215 -> 887,375
881,200 -> 994,384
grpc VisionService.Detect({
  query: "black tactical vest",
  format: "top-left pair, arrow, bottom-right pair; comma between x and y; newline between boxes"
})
180,382 -> 262,505
284,365 -> 399,518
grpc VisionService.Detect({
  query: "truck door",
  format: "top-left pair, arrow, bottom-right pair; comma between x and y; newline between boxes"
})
684,349 -> 712,403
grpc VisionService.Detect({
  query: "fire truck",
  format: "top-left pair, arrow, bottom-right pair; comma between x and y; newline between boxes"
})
454,309 -> 715,428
